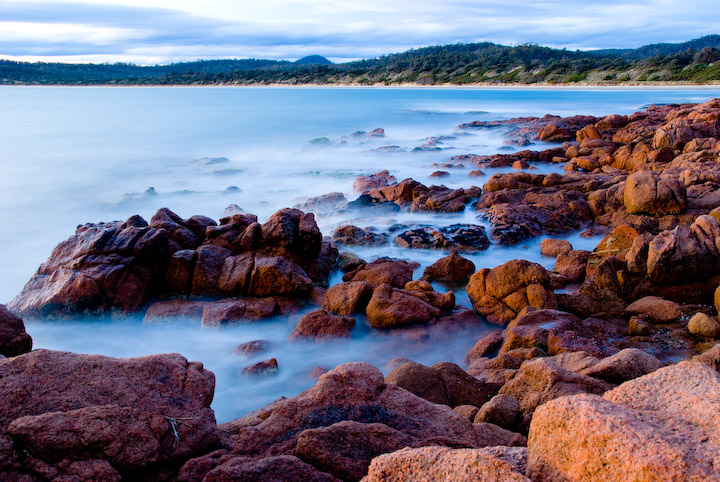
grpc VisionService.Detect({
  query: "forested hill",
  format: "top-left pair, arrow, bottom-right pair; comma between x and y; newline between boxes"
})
2,36 -> 720,86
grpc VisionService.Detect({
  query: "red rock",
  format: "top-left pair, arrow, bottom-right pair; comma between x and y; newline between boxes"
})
150,208 -> 204,250
247,256 -> 312,297
498,356 -> 612,430
553,250 -> 590,283
201,297 -> 302,326
288,310 -> 355,340
235,340 -> 271,357
469,170 -> 485,177
540,238 -> 572,257
9,215 -> 170,317
203,214 -> 258,254
352,170 -> 396,193
322,281 -> 374,315
528,362 -> 720,481
309,286 -> 326,306
192,244 -> 232,296
8,404 -> 217,473
467,260 -> 557,325
143,299 -> 204,322
0,304 -> 32,357
454,405 -> 480,421
624,170 -> 687,215
625,296 -> 681,324
343,259 -> 416,288
364,446 -> 531,482
204,455 -> 339,482
403,280 -> 455,311
336,251 -> 366,273
293,420 -> 417,481
538,123 -> 572,142
230,363 -> 483,458
688,312 -> 720,338
464,331 -> 504,365
501,308 -> 607,357
258,209 -> 323,270
164,249 -> 197,296
475,394 -> 521,431
0,349 -> 217,479
309,367 -> 329,379
244,358 -> 278,375
429,170 -> 450,178
385,361 -> 497,408
331,225 -> 388,247
365,284 -> 442,329
580,348 -> 663,384
422,249 -> 476,283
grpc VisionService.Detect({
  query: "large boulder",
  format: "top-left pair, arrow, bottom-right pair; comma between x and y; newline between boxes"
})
0,305 -> 32,357
625,296 -> 681,324
467,260 -> 557,325
631,215 -> 720,286
0,349 -> 217,480
623,170 -> 687,215
499,356 -> 613,430
343,259 -> 416,288
363,446 -> 530,482
365,284 -> 442,329
293,421 -> 416,481
385,361 -> 498,408
227,363 -> 499,462
422,250 -> 476,283
528,362 -> 720,481
322,281 -> 374,316
288,310 -> 356,340
579,348 -> 663,384
9,215 -> 171,316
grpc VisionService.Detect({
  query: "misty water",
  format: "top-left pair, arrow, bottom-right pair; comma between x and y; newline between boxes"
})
2,86 -> 720,422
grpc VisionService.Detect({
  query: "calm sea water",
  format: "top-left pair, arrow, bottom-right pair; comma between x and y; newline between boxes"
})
1,86 -> 719,422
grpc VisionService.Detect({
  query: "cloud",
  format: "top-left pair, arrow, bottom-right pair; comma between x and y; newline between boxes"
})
0,0 -> 718,64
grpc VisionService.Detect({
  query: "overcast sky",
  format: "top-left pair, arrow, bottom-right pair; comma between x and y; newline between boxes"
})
1,0 -> 718,65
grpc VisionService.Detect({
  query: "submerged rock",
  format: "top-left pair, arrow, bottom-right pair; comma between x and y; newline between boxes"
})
394,224 -> 489,252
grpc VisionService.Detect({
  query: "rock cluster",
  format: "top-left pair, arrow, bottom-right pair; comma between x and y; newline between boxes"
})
9,208 -> 337,322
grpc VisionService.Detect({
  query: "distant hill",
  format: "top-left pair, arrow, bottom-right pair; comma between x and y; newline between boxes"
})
294,55 -> 333,65
1,36 -> 719,85
590,35 -> 720,60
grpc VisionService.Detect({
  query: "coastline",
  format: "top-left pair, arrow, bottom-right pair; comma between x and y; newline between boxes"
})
3,81 -> 720,89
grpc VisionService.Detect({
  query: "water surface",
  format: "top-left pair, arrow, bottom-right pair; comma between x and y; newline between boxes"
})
3,86 -> 719,421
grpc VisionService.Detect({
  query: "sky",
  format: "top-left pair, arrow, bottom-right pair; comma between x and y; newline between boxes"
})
1,0 -> 718,65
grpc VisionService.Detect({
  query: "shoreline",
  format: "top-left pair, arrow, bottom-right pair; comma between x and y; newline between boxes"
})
2,81 -> 720,90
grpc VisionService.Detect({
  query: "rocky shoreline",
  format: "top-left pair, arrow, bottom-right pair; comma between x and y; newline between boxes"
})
4,99 -> 720,480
